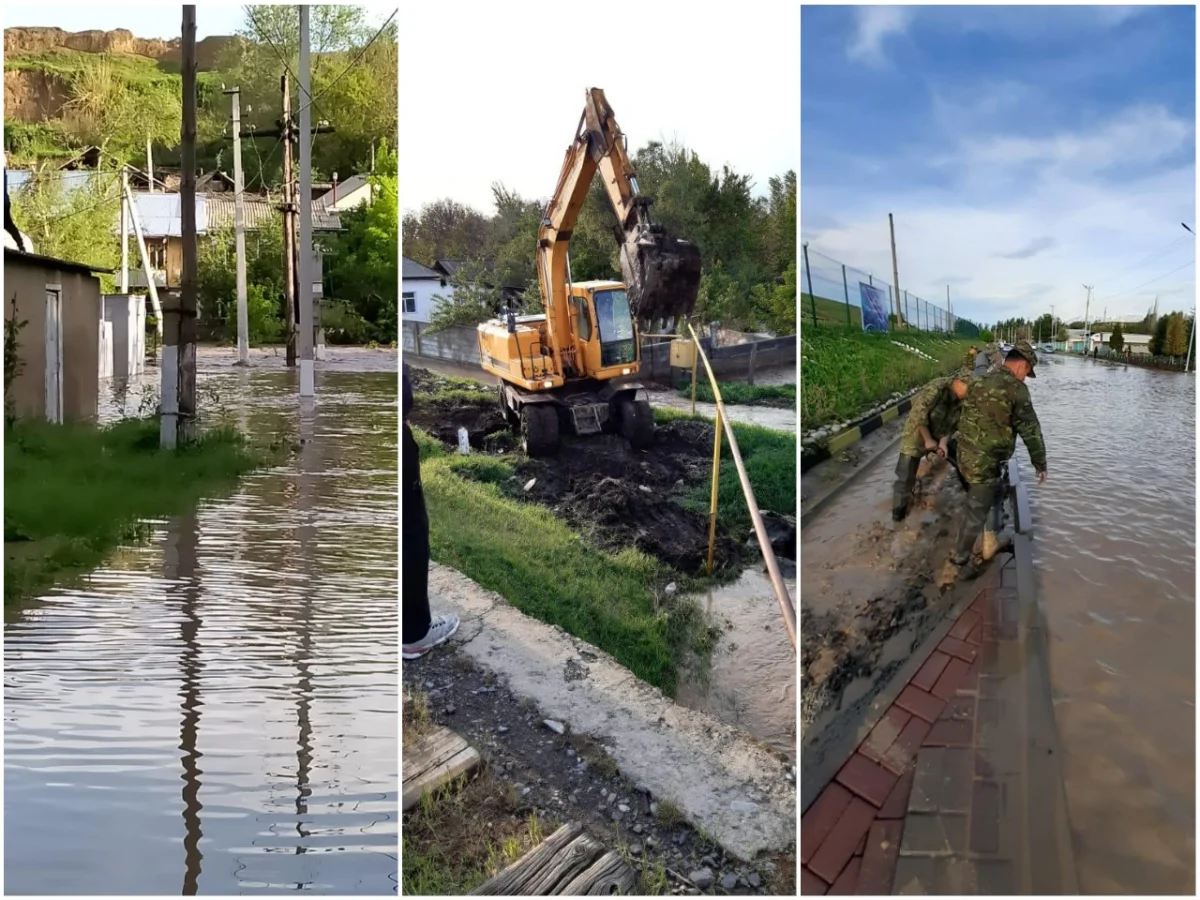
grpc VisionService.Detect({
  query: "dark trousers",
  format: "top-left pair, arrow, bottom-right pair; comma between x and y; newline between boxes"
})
893,453 -> 921,513
402,423 -> 432,644
952,482 -> 1002,561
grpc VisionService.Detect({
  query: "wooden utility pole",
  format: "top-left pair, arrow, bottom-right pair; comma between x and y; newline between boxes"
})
281,72 -> 298,366
888,213 -> 903,329
225,86 -> 250,366
174,4 -> 199,446
298,4 -> 314,398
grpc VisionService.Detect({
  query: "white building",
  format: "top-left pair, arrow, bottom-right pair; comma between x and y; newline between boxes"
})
317,174 -> 373,213
1092,331 -> 1153,354
402,257 -> 450,323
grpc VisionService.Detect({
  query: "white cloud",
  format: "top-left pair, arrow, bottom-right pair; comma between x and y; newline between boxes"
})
804,104 -> 1195,324
846,7 -> 911,65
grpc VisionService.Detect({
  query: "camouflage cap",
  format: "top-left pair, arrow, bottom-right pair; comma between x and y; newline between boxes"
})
1007,339 -> 1038,376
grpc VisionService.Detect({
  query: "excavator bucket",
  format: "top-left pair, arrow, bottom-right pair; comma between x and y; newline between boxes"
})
620,225 -> 702,327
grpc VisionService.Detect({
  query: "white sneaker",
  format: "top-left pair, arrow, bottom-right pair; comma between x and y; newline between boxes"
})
402,613 -> 460,660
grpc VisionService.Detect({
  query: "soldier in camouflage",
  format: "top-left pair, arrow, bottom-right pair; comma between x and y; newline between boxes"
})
893,371 -> 970,521
947,340 -> 1047,578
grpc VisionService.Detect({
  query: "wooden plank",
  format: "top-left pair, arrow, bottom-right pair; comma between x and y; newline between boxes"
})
558,849 -> 638,895
473,823 -> 618,895
402,727 -> 480,812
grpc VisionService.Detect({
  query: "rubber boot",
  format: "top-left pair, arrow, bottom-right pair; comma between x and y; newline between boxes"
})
979,530 -> 1014,562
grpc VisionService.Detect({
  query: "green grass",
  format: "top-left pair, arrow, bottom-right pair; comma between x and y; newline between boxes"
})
4,417 -> 262,603
801,292 -> 864,328
801,328 -> 976,430
655,408 -> 796,542
681,380 -> 796,407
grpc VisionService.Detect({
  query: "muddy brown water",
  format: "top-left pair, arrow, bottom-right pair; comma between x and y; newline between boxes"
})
1014,354 -> 1195,894
4,353 -> 399,895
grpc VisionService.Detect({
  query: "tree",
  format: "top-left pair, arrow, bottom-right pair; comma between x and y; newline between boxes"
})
1150,314 -> 1170,355
198,213 -> 286,342
425,260 -> 511,334
750,262 -> 797,336
402,199 -> 490,266
1164,312 -> 1188,356
1109,322 -> 1124,352
978,328 -> 994,342
1057,324 -> 1068,343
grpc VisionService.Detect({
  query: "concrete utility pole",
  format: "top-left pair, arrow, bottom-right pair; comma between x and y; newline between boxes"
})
120,167 -> 129,293
163,3 -> 199,449
146,136 -> 154,192
298,4 -> 314,399
122,175 -> 163,337
946,285 -> 951,332
281,72 -> 298,367
888,213 -> 903,328
1083,284 -> 1093,356
225,86 -> 250,366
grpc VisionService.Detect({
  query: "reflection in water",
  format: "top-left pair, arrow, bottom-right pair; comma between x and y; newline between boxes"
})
1017,355 -> 1194,894
4,363 -> 398,895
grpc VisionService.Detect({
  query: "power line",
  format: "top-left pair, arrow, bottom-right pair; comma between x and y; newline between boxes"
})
1094,259 -> 1196,304
305,9 -> 397,113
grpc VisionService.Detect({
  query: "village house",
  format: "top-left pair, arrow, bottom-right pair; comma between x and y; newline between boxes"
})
4,247 -> 108,422
401,256 -> 447,323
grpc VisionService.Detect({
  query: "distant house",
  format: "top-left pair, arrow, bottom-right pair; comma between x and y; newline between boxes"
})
402,257 -> 448,323
433,258 -> 525,304
4,248 -> 109,422
1092,331 -> 1153,355
317,174 -> 372,212
125,192 -> 341,290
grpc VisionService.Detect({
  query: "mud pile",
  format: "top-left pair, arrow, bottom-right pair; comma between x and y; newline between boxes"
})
408,371 -> 743,574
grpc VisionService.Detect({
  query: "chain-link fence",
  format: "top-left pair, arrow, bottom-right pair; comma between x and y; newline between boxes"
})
800,243 -> 967,334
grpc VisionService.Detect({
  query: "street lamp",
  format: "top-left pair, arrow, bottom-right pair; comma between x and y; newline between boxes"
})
1185,224 -> 1195,373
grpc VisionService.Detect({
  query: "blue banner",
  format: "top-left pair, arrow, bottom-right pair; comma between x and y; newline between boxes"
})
859,282 -> 890,332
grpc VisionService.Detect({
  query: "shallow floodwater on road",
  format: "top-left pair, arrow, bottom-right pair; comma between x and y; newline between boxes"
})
5,353 -> 398,895
1016,354 -> 1195,894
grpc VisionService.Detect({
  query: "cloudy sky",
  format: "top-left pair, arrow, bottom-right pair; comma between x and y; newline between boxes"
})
801,5 -> 1195,327
398,2 -> 799,215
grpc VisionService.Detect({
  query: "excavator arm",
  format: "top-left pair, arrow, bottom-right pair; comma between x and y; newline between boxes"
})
536,88 -> 701,354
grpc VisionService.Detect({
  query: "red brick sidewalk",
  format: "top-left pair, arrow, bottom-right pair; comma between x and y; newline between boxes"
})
801,559 -> 1015,895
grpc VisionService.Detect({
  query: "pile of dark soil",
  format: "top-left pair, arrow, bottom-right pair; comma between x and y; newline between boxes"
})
407,375 -> 510,449
514,423 -> 742,574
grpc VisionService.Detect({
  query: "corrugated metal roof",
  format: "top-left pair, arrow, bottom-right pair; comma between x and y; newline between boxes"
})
205,196 -> 342,232
131,192 -> 205,237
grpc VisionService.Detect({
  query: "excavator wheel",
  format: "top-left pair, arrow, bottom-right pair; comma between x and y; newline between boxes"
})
618,399 -> 655,450
520,404 -> 560,457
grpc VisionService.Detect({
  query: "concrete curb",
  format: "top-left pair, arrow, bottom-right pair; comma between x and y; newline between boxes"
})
801,394 -> 914,474
426,563 -> 796,862
799,430 -> 901,531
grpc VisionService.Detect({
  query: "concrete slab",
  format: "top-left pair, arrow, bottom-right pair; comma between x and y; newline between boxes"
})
428,563 -> 796,861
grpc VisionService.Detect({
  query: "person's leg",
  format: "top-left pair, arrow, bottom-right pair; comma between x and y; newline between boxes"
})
401,424 -> 432,645
951,481 -> 998,565
892,453 -> 921,520
945,440 -> 969,493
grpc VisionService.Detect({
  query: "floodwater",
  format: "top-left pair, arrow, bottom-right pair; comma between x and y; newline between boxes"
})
4,353 -> 399,895
676,569 -> 797,760
1015,354 -> 1195,894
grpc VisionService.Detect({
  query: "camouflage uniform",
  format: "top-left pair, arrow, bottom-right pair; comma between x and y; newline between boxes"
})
950,341 -> 1047,563
892,375 -> 966,519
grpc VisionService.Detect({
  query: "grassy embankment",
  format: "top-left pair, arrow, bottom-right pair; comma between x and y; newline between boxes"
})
679,380 -> 796,408
801,329 -> 978,430
801,292 -> 865,328
412,377 -> 795,695
4,417 -> 262,604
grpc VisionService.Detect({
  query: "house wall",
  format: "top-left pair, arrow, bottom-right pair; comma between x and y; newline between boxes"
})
401,321 -> 480,365
402,276 -> 450,324
5,257 -> 101,421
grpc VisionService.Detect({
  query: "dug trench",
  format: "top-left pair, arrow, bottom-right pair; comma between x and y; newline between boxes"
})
407,368 -> 751,576
799,453 -> 1011,797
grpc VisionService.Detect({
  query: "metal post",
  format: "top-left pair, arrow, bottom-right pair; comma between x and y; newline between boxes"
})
119,167 -> 129,293
226,86 -> 249,366
842,264 -> 851,328
177,4 -> 198,445
298,5 -> 314,398
802,242 -> 817,325
690,346 -> 698,415
146,136 -> 154,193
122,176 -> 163,337
888,212 -> 903,328
706,411 -> 723,576
1186,308 -> 1195,373
281,73 -> 297,367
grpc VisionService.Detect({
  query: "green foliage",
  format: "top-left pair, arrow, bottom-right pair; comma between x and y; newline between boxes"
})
9,167 -> 122,290
197,214 -> 287,343
324,141 -> 398,343
750,261 -> 797,337
1056,324 -> 1068,342
4,296 -> 28,420
682,381 -> 796,408
1150,314 -> 1169,355
979,328 -> 994,342
424,260 -> 510,334
1164,311 -> 1188,356
1109,322 -> 1125,352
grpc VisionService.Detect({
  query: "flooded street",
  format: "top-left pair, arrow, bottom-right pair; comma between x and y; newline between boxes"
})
1015,354 -> 1195,894
5,352 -> 399,895
676,569 -> 797,760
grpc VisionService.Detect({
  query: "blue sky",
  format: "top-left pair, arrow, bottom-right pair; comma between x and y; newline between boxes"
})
801,5 -> 1196,327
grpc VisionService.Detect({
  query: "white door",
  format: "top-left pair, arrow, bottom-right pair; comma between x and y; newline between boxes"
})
45,287 -> 63,423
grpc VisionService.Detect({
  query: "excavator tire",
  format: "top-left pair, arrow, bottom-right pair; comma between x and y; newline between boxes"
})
520,404 -> 560,457
618,399 -> 655,450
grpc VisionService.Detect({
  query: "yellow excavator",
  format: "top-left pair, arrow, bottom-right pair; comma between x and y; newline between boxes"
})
477,88 -> 702,456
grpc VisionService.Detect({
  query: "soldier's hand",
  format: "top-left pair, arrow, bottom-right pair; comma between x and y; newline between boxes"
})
924,438 -> 938,453
1038,469 -> 1048,485
936,438 -> 949,459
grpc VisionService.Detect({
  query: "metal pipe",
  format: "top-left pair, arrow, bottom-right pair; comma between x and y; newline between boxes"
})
687,323 -> 797,649
706,411 -> 723,575
691,346 -> 699,415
